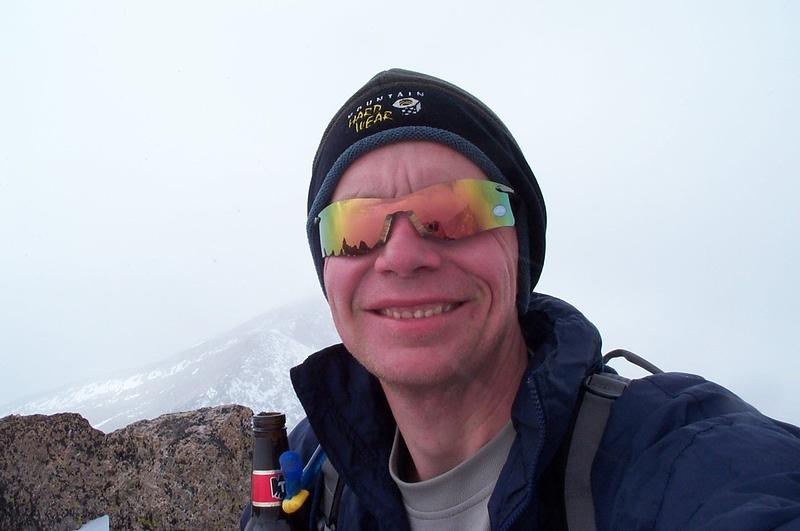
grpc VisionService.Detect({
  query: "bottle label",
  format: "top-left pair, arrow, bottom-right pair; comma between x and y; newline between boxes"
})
251,469 -> 285,507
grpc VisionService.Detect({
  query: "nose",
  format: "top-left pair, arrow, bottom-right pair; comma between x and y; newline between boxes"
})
373,213 -> 442,276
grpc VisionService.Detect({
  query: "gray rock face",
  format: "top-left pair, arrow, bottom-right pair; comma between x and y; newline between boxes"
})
0,405 -> 255,530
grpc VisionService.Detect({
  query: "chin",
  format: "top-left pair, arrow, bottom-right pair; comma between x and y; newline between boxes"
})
374,369 -> 454,390
359,349 -> 476,390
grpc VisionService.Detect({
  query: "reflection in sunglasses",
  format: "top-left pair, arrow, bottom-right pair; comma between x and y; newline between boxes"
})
317,179 -> 515,257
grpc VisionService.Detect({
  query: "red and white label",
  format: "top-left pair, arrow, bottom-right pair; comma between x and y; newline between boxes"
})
251,469 -> 285,507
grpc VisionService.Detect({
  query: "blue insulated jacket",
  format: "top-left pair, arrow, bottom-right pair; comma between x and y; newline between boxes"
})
284,294 -> 800,530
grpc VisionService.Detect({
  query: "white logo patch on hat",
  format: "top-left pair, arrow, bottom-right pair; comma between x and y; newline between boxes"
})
393,97 -> 422,116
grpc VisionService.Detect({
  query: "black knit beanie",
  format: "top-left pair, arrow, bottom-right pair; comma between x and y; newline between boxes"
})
306,69 -> 546,312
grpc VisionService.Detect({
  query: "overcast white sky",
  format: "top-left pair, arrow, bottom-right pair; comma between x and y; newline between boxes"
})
1,1 -> 798,423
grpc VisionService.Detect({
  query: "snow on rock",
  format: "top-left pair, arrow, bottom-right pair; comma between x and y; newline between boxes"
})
77,515 -> 109,531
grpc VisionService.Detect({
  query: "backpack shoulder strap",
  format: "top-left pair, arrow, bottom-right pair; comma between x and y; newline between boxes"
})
564,372 -> 631,531
564,373 -> 630,531
564,349 -> 663,531
318,456 -> 343,531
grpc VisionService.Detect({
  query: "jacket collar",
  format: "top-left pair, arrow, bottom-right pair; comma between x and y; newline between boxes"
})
291,293 -> 602,528
490,294 -> 603,528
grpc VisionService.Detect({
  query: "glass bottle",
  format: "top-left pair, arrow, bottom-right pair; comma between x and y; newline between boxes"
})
244,412 -> 293,530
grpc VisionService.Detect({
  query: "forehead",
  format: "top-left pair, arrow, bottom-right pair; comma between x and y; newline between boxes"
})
331,141 -> 488,202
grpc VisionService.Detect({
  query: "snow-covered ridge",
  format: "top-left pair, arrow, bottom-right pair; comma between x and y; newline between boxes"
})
0,298 -> 340,432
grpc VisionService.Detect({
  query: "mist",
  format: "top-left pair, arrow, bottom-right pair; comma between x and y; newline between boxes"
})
1,1 -> 797,424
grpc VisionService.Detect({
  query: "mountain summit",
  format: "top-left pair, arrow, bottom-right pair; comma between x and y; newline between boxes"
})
0,299 -> 340,432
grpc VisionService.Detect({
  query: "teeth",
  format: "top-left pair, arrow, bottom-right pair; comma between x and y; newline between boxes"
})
380,304 -> 454,320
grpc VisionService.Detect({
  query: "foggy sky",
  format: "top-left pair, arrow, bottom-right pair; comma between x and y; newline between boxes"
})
1,1 -> 798,423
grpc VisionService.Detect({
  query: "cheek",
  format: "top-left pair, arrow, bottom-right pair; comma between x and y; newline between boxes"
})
323,257 -> 368,321
323,259 -> 351,343
499,230 -> 520,298
323,258 -> 348,312
323,257 -> 377,353
479,228 -> 520,301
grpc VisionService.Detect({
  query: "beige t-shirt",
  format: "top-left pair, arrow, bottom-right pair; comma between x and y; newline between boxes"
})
388,421 -> 516,531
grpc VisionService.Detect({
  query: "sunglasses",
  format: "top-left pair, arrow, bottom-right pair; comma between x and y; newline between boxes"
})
316,178 -> 515,257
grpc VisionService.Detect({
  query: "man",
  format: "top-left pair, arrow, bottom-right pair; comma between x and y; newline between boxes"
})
250,70 -> 800,530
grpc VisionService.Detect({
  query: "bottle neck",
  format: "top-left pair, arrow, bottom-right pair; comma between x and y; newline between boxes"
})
251,425 -> 289,511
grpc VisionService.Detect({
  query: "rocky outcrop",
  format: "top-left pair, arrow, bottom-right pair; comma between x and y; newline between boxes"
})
0,405 -> 254,530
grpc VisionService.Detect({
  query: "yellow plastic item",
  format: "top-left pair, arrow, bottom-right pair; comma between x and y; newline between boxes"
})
282,489 -> 310,514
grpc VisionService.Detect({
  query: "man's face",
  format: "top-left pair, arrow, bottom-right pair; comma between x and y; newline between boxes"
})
323,141 -> 522,389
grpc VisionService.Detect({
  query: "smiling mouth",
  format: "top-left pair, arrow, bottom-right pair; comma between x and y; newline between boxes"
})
377,303 -> 458,320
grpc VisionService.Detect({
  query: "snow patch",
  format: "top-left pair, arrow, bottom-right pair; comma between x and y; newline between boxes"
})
77,515 -> 109,530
